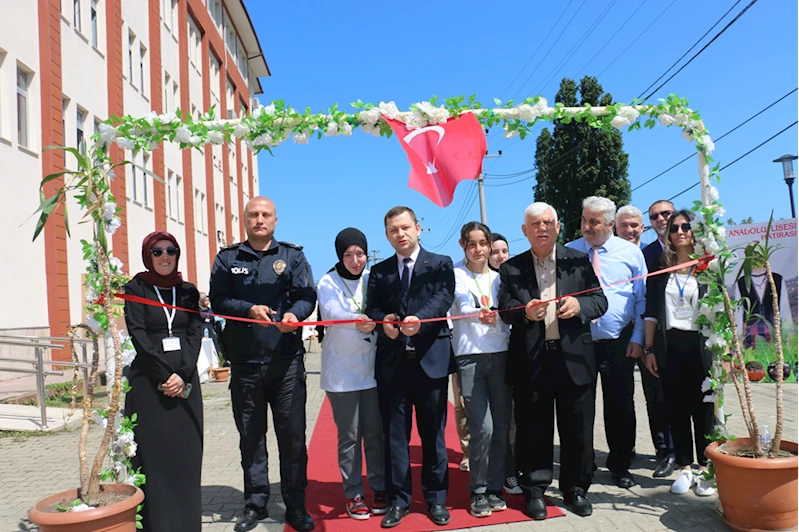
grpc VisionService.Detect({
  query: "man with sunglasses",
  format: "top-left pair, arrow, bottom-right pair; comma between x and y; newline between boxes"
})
210,196 -> 317,532
640,199 -> 677,480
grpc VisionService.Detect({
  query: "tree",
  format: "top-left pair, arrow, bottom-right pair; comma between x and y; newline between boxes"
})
533,76 -> 631,241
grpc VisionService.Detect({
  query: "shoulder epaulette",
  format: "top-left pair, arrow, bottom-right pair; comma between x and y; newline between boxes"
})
221,243 -> 241,251
280,241 -> 303,251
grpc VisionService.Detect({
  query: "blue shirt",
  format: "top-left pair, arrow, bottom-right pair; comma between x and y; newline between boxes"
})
566,235 -> 647,345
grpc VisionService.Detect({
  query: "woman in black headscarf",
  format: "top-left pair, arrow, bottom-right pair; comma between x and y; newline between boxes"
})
124,231 -> 203,531
316,228 -> 387,520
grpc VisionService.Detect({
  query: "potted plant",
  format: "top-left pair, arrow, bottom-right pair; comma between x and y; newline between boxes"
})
212,352 -> 230,382
744,361 -> 766,382
27,139 -> 146,530
696,215 -> 797,532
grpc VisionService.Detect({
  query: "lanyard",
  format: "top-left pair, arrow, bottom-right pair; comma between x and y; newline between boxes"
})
467,264 -> 492,308
673,266 -> 695,304
336,272 -> 364,313
154,286 -> 177,336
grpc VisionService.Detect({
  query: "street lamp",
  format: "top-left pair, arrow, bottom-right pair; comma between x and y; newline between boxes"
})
773,154 -> 798,218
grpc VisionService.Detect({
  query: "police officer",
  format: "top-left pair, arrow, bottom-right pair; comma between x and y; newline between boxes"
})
210,196 -> 316,532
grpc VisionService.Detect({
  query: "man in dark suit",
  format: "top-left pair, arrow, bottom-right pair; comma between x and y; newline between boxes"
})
499,202 -> 607,520
640,199 -> 678,478
365,206 -> 455,528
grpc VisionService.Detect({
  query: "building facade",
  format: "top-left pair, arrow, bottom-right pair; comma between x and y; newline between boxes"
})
0,0 -> 269,356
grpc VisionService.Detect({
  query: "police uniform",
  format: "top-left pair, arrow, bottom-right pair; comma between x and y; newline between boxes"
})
209,239 -> 316,513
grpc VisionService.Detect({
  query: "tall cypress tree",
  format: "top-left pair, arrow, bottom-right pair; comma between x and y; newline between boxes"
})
533,76 -> 631,241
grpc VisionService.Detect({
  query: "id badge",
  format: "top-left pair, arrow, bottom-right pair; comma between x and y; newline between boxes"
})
162,336 -> 181,352
673,305 -> 693,320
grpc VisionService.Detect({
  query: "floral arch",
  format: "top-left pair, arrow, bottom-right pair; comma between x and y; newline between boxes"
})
37,93 -> 750,501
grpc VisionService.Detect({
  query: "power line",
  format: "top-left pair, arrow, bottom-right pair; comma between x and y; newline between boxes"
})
632,87 -> 797,192
530,0 -> 619,97
596,0 -> 678,78
497,0 -> 576,100
572,0 -> 650,80
636,0 -> 742,101
508,0 -> 588,103
428,183 -> 479,251
668,120 -> 798,201
642,0 -> 760,101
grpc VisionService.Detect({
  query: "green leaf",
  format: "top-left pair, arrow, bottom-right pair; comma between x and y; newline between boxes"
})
493,98 -> 502,106
40,171 -> 69,189
32,194 -> 61,241
45,145 -> 90,172
131,162 -> 165,184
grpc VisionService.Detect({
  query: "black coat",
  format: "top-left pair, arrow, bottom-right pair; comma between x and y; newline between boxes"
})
498,244 -> 608,387
365,247 -> 456,382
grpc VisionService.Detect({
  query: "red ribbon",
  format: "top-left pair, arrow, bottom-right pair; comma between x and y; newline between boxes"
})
102,256 -> 712,327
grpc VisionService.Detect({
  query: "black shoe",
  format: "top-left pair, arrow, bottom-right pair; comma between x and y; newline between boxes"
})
486,491 -> 507,512
380,506 -> 409,528
564,493 -> 593,517
611,470 -> 636,489
234,507 -> 269,532
653,455 -> 677,478
429,504 -> 450,526
524,496 -> 547,520
285,506 -> 315,532
469,493 -> 491,517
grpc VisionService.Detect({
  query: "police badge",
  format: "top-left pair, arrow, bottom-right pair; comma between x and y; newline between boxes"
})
273,259 -> 287,275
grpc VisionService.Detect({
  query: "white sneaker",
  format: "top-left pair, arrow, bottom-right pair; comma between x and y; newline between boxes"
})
695,476 -> 717,496
671,469 -> 693,494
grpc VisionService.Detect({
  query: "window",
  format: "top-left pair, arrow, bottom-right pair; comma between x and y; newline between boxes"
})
224,12 -> 236,56
73,0 -> 82,32
129,150 -> 138,201
170,0 -> 177,34
61,96 -> 70,144
76,108 -> 86,155
142,153 -> 150,206
194,189 -> 207,233
139,45 -> 147,93
163,72 -> 170,112
128,32 -> 135,81
188,16 -> 201,67
166,170 -> 174,218
16,67 -> 29,147
90,0 -> 98,47
175,175 -> 183,222
172,81 -> 179,113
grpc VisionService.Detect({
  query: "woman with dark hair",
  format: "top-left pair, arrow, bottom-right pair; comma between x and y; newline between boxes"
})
450,221 -> 511,517
489,233 -> 510,271
124,231 -> 204,531
642,210 -> 716,497
316,228 -> 387,520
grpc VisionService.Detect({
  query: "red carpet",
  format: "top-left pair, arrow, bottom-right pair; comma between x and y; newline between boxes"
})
290,397 -> 564,531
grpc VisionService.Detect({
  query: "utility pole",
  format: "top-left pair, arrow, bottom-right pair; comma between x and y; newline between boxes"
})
477,128 -> 502,225
368,249 -> 382,266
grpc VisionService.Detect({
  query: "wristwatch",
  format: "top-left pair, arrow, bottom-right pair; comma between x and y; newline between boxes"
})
644,346 -> 655,355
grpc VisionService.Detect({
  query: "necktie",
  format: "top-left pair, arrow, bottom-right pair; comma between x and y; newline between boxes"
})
401,257 -> 412,296
591,246 -> 602,281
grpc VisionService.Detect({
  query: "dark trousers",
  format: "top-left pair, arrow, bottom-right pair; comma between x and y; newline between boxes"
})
594,325 -> 636,474
230,357 -> 308,511
636,355 -> 674,457
377,357 -> 449,508
661,329 -> 714,467
514,343 -> 595,497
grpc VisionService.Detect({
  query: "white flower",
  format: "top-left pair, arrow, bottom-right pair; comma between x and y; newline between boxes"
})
262,104 -> 276,115
416,102 -> 449,125
360,123 -> 381,137
683,130 -> 695,143
121,441 -> 137,457
175,127 -> 192,144
102,202 -> 117,222
105,217 -> 122,236
253,133 -> 273,147
121,347 -> 136,367
378,101 -> 400,120
325,121 -> 339,137
292,131 -> 309,144
72,504 -> 96,512
515,104 -> 540,122
233,123 -> 249,139
207,130 -> 225,145
93,413 -> 107,428
716,226 -> 726,239
358,108 -> 382,126
674,113 -> 690,127
494,108 -> 515,120
707,257 -> 720,272
109,256 -> 123,272
702,236 -> 720,255
658,113 -> 676,126
618,106 -> 640,123
404,112 -> 427,130
189,135 -> 203,146
703,393 -> 717,404
700,134 -> 715,155
157,111 -> 180,124
705,333 -> 727,350
701,377 -> 713,393
98,123 -> 117,147
122,476 -> 137,485
534,98 -> 550,114
707,185 -> 720,202
339,122 -> 353,136
115,138 -> 135,150
117,431 -> 134,446
611,116 -> 632,129
700,164 -> 710,181
503,128 -> 519,139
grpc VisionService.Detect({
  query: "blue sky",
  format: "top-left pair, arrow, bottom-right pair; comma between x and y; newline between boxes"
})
247,0 -> 798,279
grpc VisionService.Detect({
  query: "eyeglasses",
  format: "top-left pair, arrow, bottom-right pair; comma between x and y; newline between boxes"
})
151,246 -> 178,257
649,210 -> 674,221
669,223 -> 692,234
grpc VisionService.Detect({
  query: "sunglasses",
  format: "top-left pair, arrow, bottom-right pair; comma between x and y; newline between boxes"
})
151,246 -> 178,257
669,223 -> 692,234
649,209 -> 674,221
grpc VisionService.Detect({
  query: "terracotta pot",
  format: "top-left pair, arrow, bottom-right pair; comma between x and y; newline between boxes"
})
213,367 -> 230,382
706,438 -> 798,531
28,484 -> 144,532
747,369 -> 766,382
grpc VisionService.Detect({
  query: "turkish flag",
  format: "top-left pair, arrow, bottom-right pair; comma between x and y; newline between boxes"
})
384,113 -> 487,207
